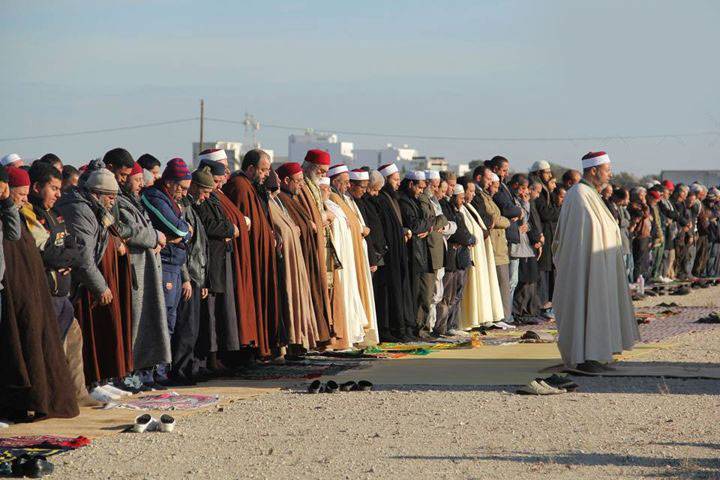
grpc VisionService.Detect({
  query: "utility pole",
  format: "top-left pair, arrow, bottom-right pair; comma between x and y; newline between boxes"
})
199,99 -> 205,153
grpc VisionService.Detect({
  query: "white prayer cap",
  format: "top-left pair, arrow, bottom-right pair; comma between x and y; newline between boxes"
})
198,148 -> 227,163
453,184 -> 465,196
690,183 -> 706,193
581,151 -> 610,169
1,153 -> 22,166
318,177 -> 330,186
327,164 -> 349,178
405,171 -> 426,181
349,169 -> 369,181
530,160 -> 551,173
425,170 -> 441,180
490,172 -> 500,183
378,163 -> 399,177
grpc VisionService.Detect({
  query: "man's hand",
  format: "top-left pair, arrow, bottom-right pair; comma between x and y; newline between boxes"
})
233,224 -> 240,238
58,267 -> 71,275
181,281 -> 192,301
187,224 -> 194,238
245,216 -> 251,229
404,230 -> 413,242
117,242 -> 127,256
417,231 -> 429,239
201,288 -> 209,299
362,226 -> 370,237
519,224 -> 529,234
157,231 -> 167,248
370,265 -> 378,273
99,288 -> 113,305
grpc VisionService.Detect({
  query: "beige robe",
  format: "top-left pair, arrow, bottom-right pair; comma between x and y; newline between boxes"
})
326,198 -> 367,348
553,181 -> 640,366
458,203 -> 505,328
330,192 -> 379,345
269,198 -> 319,349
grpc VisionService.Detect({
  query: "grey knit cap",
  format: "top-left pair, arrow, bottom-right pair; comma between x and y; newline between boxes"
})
86,167 -> 119,195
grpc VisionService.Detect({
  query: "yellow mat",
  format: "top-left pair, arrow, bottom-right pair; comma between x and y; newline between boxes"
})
326,342 -> 668,386
0,379 -> 286,439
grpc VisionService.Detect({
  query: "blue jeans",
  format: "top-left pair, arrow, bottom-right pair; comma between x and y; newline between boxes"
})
162,266 -> 183,336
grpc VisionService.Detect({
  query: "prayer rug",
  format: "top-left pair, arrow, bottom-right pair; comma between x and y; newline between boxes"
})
0,435 -> 90,463
112,392 -> 219,411
233,362 -> 362,380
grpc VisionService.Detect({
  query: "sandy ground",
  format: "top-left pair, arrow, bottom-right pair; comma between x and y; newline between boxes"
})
51,285 -> 720,480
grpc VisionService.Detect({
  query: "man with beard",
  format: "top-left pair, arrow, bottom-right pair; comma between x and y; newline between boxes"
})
553,151 -> 639,372
193,160 -> 240,373
398,171 -> 434,339
372,163 -> 416,342
277,158 -> 333,347
223,149 -> 281,358
272,163 -> 318,351
117,162 -> 171,383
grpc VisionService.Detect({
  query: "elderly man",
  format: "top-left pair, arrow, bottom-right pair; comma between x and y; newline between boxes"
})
562,169 -> 582,190
223,149 -> 280,358
57,162 -> 133,388
553,151 -> 639,372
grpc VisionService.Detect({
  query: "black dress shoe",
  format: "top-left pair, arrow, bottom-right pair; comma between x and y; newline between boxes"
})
307,380 -> 322,394
324,380 -> 339,393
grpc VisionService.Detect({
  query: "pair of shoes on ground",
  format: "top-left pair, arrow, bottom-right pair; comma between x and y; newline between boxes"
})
517,375 -> 578,395
132,414 -> 176,433
90,384 -> 133,403
445,329 -> 471,337
7,454 -> 54,478
307,380 -> 373,394
696,312 -> 720,324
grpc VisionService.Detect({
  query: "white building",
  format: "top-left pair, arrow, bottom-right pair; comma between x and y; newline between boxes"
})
412,156 -> 449,173
192,141 -> 242,170
455,164 -> 470,177
288,131 -> 353,165
354,144 -> 419,168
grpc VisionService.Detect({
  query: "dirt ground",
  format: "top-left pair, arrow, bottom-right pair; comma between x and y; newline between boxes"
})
50,285 -> 720,480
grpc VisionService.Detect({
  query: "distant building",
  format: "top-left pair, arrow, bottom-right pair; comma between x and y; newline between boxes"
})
412,156 -> 449,173
192,141 -> 242,170
288,131 -> 353,165
661,170 -> 720,187
455,164 -> 470,177
354,144 -> 419,169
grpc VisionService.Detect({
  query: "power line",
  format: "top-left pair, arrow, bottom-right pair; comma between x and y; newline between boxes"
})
1,114 -> 719,144
205,116 -> 720,142
0,117 -> 199,142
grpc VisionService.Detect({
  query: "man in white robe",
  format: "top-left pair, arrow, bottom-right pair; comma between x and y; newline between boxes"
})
553,151 -> 640,372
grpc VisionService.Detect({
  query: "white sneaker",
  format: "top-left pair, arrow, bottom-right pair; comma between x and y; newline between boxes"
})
102,384 -> 132,397
133,414 -> 157,433
493,321 -> 517,330
158,414 -> 176,433
90,386 -> 119,403
447,329 -> 470,337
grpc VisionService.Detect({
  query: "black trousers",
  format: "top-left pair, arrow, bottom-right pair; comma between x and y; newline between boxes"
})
172,280 -> 200,378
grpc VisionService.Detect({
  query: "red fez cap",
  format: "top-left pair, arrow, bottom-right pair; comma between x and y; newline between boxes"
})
648,190 -> 661,200
662,179 -> 675,191
130,161 -> 143,176
276,162 -> 303,180
7,166 -> 30,188
304,149 -> 331,166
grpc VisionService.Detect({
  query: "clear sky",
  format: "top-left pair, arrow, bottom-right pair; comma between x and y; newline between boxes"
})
2,0 -> 719,174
